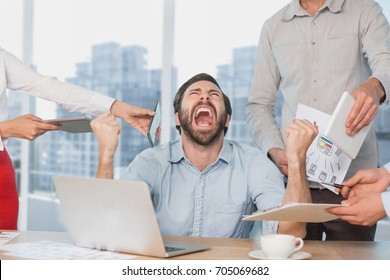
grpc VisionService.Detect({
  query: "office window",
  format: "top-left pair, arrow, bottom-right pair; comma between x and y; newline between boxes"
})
1,0 -> 390,238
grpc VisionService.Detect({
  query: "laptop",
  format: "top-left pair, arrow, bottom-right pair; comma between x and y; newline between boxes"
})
53,176 -> 209,258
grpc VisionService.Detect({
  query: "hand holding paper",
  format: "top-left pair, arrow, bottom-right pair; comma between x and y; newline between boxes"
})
346,78 -> 384,136
324,92 -> 372,159
296,103 -> 352,193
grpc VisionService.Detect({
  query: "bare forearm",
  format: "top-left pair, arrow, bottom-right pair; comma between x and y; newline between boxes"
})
278,157 -> 311,237
96,152 -> 114,179
283,160 -> 310,204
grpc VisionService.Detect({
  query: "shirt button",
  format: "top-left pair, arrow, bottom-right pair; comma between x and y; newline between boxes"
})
313,80 -> 317,83
314,97 -> 318,102
197,200 -> 202,206
311,41 -> 316,45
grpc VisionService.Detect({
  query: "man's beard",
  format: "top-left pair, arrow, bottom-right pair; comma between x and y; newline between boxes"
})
178,101 -> 227,146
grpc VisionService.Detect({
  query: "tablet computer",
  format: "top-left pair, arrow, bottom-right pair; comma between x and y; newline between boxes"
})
323,91 -> 372,159
147,101 -> 161,147
45,117 -> 92,133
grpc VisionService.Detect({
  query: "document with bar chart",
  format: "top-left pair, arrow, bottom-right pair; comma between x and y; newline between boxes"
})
295,104 -> 352,193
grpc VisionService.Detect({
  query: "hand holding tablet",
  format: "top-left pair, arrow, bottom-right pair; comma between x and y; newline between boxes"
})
45,117 -> 92,133
147,102 -> 161,147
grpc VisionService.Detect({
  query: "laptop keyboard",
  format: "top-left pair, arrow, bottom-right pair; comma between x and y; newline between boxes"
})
165,246 -> 185,253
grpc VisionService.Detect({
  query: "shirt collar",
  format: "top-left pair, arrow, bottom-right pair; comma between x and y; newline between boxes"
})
169,139 -> 233,167
283,0 -> 345,21
169,140 -> 185,163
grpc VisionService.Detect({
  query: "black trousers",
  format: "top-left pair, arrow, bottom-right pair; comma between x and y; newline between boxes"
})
305,189 -> 376,241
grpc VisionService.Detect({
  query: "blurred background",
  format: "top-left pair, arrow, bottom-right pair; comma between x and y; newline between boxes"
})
1,0 -> 389,239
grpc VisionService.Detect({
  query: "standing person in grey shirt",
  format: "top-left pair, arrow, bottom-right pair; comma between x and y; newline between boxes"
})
246,0 -> 390,240
91,73 -> 318,238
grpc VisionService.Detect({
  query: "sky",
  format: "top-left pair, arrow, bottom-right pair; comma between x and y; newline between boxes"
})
1,0 -> 390,117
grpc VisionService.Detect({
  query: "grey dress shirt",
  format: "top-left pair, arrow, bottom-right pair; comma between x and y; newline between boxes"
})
246,0 -> 390,181
120,140 -> 284,238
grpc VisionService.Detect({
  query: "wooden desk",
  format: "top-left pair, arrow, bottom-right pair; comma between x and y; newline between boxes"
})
1,231 -> 390,260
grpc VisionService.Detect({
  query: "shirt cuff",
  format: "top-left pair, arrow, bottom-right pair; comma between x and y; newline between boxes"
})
381,191 -> 390,218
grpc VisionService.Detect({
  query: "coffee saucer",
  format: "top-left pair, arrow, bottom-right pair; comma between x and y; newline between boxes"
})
248,249 -> 312,260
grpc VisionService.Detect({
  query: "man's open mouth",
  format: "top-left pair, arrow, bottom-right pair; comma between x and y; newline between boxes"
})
194,106 -> 214,127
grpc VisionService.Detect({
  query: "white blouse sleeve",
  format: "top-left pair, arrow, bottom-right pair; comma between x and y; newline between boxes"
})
3,48 -> 115,116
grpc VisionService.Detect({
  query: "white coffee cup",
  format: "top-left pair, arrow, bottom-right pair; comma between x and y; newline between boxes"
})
260,234 -> 304,259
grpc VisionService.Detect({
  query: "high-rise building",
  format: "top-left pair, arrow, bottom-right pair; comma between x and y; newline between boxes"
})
217,46 -> 263,146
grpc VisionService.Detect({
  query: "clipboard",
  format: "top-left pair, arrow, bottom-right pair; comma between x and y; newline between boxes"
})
323,91 -> 372,159
45,117 -> 92,133
242,202 -> 344,223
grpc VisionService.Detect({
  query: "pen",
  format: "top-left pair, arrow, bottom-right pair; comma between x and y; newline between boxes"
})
306,178 -> 345,189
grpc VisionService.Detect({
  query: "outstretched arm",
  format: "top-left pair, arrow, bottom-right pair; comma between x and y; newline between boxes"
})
0,114 -> 60,141
110,101 -> 155,136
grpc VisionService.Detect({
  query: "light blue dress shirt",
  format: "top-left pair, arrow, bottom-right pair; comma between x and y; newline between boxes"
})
120,140 -> 285,238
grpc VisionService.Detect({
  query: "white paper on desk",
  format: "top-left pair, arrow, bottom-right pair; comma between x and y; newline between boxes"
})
296,104 -> 352,192
1,241 -> 133,260
0,231 -> 20,246
242,202 -> 343,223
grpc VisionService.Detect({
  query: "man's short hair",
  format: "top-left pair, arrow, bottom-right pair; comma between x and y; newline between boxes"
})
173,73 -> 232,134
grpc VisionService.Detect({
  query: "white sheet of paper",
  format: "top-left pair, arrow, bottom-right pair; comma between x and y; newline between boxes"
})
296,104 -> 352,192
242,202 -> 343,222
0,231 -> 20,246
1,241 -> 134,260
